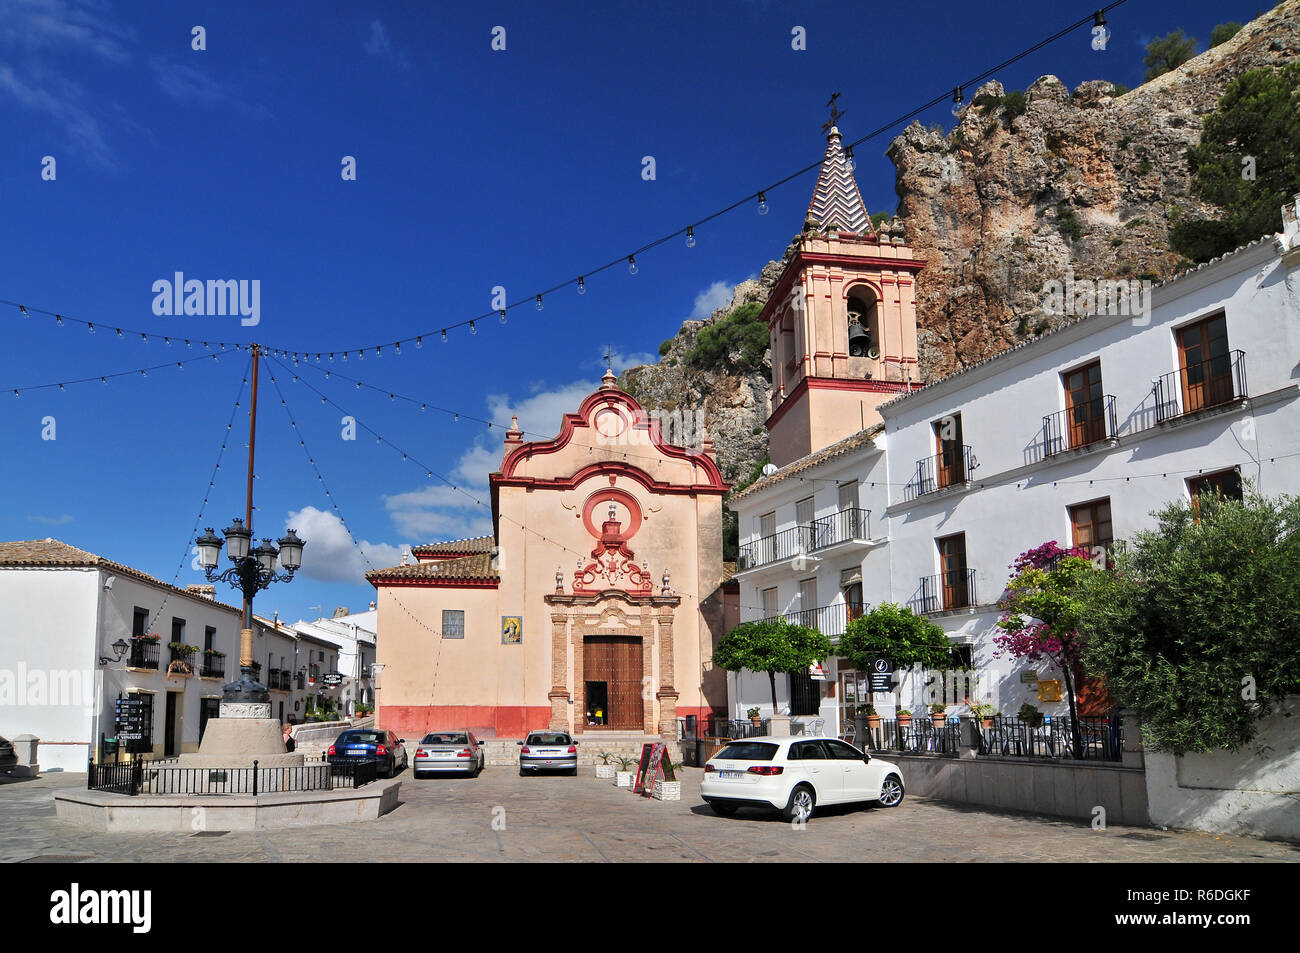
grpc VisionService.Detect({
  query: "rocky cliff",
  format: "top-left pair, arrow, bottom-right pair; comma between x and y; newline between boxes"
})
891,0 -> 1300,378
621,1 -> 1300,478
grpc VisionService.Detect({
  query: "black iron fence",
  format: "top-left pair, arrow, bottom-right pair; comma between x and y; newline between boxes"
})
87,756 -> 378,796
903,446 -> 976,501
976,714 -> 1122,761
809,507 -> 871,548
910,568 -> 977,614
858,718 -> 962,755
127,638 -> 160,670
1043,395 -> 1117,456
1153,350 -> 1247,423
704,716 -> 771,739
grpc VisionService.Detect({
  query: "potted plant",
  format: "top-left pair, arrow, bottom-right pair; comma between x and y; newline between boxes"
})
613,754 -> 637,788
971,703 -> 996,729
930,703 -> 948,727
896,709 -> 913,727
595,751 -> 617,780
858,703 -> 881,730
137,632 -> 162,643
652,758 -> 682,801
747,707 -> 761,726
167,642 -> 198,676
1019,702 -> 1044,727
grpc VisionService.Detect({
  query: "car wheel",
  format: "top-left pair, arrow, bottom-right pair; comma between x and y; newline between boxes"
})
568,767 -> 578,777
877,774 -> 905,807
782,784 -> 816,823
519,766 -> 527,777
709,802 -> 739,817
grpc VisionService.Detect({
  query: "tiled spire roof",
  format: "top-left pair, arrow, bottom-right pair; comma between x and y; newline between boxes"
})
806,126 -> 870,234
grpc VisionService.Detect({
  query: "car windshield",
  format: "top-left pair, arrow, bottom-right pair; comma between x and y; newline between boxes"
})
338,731 -> 382,744
715,742 -> 779,761
422,733 -> 468,745
527,733 -> 570,745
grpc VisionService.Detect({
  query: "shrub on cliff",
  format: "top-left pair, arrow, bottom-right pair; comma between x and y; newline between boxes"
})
686,301 -> 767,372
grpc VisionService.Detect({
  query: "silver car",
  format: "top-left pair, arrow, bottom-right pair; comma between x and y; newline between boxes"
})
517,731 -> 578,776
413,731 -> 484,778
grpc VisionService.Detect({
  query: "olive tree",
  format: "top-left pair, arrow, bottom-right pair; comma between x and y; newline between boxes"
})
712,619 -> 832,709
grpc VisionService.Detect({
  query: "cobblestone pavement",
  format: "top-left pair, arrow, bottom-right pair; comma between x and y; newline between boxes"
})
3,769 -> 1297,863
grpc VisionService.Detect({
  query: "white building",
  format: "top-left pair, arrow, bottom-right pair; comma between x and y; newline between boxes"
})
729,165 -> 1300,733
0,539 -> 245,771
292,605 -> 376,717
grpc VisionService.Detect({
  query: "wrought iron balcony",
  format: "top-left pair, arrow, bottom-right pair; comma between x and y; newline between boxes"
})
1153,350 -> 1247,423
738,508 -> 871,571
200,651 -> 225,679
1043,395 -> 1118,456
127,637 -> 160,670
910,568 -> 977,614
761,601 -> 864,638
903,446 -> 976,501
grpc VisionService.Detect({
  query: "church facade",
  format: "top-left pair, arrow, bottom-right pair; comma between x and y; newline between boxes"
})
368,372 -> 732,739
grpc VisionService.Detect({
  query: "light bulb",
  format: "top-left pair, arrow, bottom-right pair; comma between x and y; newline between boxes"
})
416,336 -> 422,348
578,277 -> 586,295
499,309 -> 507,324
87,323 -> 95,334
357,349 -> 364,360
395,342 -> 402,355
845,148 -> 856,172
757,192 -> 769,215
55,314 -> 63,326
685,226 -> 696,248
628,255 -> 637,275
469,320 -> 477,335
441,329 -> 447,342
951,87 -> 964,117
535,295 -> 543,311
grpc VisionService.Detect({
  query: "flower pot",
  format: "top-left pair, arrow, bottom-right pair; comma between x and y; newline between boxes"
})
931,713 -> 946,728
652,780 -> 681,801
595,764 -> 616,779
615,771 -> 634,788
865,714 -> 882,730
749,717 -> 761,727
981,718 -> 995,730
897,715 -> 912,727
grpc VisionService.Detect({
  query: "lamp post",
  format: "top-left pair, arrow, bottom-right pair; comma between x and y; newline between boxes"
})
192,344 -> 306,707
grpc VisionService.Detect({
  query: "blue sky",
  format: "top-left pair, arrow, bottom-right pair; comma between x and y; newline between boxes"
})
0,0 -> 1268,621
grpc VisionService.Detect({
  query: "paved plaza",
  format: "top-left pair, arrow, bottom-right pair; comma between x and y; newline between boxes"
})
2,768 -> 1296,863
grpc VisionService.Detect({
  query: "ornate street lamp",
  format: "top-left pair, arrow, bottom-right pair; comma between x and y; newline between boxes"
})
199,522 -> 305,704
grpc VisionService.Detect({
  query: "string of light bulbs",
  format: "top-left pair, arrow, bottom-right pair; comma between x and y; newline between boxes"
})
145,353 -> 253,634
0,297 -> 246,351
0,1 -> 1131,369
5,347 -> 245,398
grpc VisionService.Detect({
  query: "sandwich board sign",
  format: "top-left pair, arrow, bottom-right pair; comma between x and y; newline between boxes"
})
634,742 -> 676,796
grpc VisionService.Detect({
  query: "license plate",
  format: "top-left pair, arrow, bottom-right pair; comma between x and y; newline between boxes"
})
434,750 -> 454,758
537,749 -> 559,756
350,747 -> 370,755
719,770 -> 744,780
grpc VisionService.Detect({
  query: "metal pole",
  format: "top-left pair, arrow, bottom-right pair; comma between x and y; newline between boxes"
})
239,344 -> 259,668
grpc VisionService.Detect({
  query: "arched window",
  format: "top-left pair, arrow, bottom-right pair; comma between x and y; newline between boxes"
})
846,287 -> 879,358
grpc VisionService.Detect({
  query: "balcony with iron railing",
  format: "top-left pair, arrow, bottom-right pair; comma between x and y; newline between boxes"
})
1153,350 -> 1247,423
1042,395 -> 1118,457
909,568 -> 978,615
903,447 -> 976,502
738,508 -> 871,571
200,651 -> 225,679
127,637 -> 160,670
761,601 -> 864,638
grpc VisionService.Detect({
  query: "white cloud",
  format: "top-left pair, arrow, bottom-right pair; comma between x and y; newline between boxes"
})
286,506 -> 404,583
149,56 -> 271,118
606,347 -> 655,374
486,379 -> 598,437
364,19 -> 409,68
27,513 -> 74,525
691,280 -> 734,319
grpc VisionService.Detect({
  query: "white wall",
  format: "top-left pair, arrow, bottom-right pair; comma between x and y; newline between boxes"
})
0,568 -> 99,771
1145,697 -> 1300,842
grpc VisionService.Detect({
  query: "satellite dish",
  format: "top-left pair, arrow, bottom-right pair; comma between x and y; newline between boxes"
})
762,463 -> 779,476
866,346 -> 880,360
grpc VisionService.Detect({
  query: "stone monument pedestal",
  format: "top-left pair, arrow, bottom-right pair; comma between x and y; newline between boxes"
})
179,701 -> 304,769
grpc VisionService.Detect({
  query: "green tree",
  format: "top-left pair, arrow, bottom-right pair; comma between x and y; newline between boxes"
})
712,619 -> 832,708
1209,22 -> 1242,48
840,603 -> 954,711
686,301 -> 768,372
1076,490 -> 1300,754
1144,30 -> 1198,81
1170,63 -> 1300,262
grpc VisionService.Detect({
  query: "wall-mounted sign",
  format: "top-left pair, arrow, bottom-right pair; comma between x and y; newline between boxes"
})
868,658 -> 894,692
502,615 -> 522,645
808,660 -> 829,681
321,673 -> 344,688
1037,679 -> 1063,702
1020,671 -> 1040,684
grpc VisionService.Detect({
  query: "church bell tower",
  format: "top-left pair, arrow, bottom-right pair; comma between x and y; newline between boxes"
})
762,98 -> 925,467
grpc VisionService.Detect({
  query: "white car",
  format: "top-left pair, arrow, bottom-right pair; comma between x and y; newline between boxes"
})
701,736 -> 904,822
